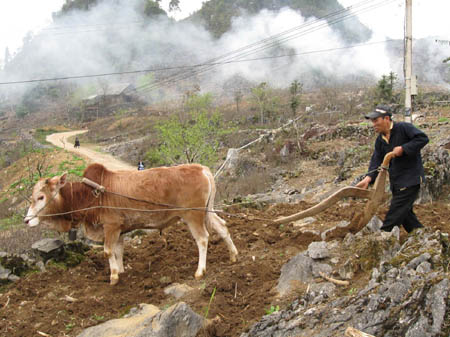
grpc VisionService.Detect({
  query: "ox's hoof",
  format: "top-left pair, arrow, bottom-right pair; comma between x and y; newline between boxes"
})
194,270 -> 204,280
230,248 -> 238,263
110,275 -> 119,285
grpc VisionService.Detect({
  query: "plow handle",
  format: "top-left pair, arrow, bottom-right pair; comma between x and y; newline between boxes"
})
381,151 -> 395,170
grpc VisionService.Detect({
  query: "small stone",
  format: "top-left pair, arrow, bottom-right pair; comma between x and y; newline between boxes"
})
307,241 -> 330,259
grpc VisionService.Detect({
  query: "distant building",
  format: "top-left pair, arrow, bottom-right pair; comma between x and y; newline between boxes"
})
82,83 -> 136,106
81,83 -> 139,120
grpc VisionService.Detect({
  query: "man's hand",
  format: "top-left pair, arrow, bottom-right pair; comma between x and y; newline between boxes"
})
355,176 -> 372,189
392,146 -> 404,157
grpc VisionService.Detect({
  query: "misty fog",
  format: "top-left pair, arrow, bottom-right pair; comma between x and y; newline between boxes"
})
0,0 -> 448,102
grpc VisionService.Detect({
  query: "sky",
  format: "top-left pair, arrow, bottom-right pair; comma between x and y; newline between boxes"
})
0,0 -> 448,60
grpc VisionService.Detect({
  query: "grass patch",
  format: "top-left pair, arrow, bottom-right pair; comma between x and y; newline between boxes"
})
119,304 -> 135,318
0,214 -> 23,230
204,287 -> 216,319
57,155 -> 87,177
34,128 -> 59,145
265,305 -> 280,315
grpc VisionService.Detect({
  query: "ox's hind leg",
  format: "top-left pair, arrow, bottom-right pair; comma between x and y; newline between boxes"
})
208,213 -> 238,262
183,212 -> 209,280
115,235 -> 125,274
104,225 -> 122,285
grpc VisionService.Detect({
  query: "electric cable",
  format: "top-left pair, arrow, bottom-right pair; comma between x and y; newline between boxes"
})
136,0 -> 401,94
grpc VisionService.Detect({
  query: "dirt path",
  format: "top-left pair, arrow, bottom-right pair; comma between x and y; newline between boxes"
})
46,130 -> 134,170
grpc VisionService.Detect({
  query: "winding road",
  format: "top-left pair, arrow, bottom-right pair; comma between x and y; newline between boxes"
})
46,130 -> 134,171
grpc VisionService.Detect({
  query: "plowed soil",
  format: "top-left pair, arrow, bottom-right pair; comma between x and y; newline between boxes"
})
1,200 -> 449,337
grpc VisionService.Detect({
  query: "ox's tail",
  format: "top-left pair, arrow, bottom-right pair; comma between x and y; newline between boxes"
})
203,166 -> 220,233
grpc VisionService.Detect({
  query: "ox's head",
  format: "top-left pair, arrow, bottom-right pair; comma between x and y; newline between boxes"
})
24,173 -> 68,227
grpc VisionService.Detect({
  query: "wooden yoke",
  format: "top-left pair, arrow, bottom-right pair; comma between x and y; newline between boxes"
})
273,152 -> 395,236
82,178 -> 106,193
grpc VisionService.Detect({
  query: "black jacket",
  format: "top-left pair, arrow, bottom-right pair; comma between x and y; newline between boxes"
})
367,121 -> 429,189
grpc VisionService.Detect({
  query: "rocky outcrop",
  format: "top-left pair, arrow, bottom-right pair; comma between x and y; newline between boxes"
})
0,240 -> 89,284
421,145 -> 450,202
241,227 -> 449,337
102,136 -> 147,163
0,252 -> 35,283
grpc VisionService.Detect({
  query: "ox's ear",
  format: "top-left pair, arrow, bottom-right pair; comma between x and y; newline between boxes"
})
58,172 -> 68,188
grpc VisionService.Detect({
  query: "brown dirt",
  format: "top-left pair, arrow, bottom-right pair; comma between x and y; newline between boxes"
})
1,200 -> 449,337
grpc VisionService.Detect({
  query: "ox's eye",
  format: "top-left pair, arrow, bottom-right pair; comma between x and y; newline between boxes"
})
37,196 -> 44,201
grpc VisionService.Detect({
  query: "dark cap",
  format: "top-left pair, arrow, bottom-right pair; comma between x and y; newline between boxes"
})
365,105 -> 392,119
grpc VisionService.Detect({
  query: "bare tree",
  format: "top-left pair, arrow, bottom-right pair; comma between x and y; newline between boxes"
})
251,82 -> 269,124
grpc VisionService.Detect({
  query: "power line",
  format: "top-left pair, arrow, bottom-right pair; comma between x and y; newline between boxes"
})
0,66 -> 190,85
0,39 -> 397,86
0,0 -> 400,87
137,0 -> 400,93
137,0 -> 401,94
134,0 -> 385,93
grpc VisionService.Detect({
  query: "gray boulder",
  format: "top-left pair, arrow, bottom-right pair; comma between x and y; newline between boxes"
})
276,253 -> 314,296
32,238 -> 65,261
307,241 -> 330,259
0,265 -> 11,281
77,302 -> 204,337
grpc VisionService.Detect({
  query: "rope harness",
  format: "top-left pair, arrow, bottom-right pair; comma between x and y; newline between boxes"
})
27,162 -> 390,224
27,178 -> 274,223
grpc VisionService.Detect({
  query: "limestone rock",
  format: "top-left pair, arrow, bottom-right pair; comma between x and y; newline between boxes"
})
77,302 -> 204,337
307,241 -> 330,259
32,238 -> 65,261
243,229 -> 448,337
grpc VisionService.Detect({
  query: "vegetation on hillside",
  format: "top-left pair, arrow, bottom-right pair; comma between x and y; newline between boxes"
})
189,0 -> 372,42
57,0 -> 180,17
146,93 -> 234,166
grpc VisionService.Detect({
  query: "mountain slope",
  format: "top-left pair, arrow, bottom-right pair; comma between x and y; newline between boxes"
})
188,0 -> 372,42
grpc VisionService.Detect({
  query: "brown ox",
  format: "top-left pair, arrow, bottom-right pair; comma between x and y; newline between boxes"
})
24,163 -> 238,285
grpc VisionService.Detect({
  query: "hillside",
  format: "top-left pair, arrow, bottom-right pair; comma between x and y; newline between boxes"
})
0,0 -> 449,334
0,95 -> 449,336
0,201 -> 448,337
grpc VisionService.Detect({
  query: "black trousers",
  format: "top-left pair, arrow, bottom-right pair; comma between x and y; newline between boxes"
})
381,184 -> 424,233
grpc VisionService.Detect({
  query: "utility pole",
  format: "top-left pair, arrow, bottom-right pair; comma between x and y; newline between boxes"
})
404,0 -> 413,123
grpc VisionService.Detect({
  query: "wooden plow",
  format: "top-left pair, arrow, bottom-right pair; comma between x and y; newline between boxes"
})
273,152 -> 394,240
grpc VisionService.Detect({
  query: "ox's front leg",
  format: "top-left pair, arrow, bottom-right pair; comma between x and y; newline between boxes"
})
185,214 -> 209,280
103,225 -> 122,285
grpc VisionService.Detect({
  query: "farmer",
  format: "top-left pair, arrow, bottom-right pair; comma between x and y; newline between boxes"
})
356,104 -> 429,233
